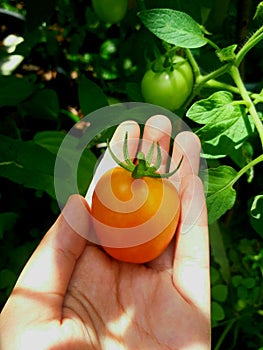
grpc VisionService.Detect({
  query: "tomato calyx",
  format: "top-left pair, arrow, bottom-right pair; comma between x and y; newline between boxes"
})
151,53 -> 188,73
107,132 -> 183,179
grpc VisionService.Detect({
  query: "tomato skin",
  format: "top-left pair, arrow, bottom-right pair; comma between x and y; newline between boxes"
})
141,55 -> 194,111
92,0 -> 128,24
91,167 -> 180,263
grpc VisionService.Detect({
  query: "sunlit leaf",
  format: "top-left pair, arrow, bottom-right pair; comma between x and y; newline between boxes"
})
138,9 -> 207,48
207,165 -> 237,223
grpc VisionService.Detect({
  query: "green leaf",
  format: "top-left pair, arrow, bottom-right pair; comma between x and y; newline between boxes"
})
232,275 -> 242,288
211,301 -> 225,321
126,82 -> 144,102
187,91 -> 238,123
207,165 -> 237,223
210,267 -> 220,284
242,277 -> 256,289
33,131 -> 67,154
34,130 -> 97,196
216,44 -> 238,62
212,284 -> 228,302
0,135 -> 60,198
0,76 -> 35,107
187,91 -> 246,142
78,75 -> 108,115
249,194 -> 263,238
253,1 -> 263,20
201,114 -> 254,159
237,285 -> 248,300
0,212 -> 19,239
209,221 -> 231,283
138,9 -> 207,48
21,89 -> 60,120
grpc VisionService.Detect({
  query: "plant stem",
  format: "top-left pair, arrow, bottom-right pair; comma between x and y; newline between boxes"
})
203,79 -> 240,94
229,65 -> 263,149
214,319 -> 237,350
183,64 -> 230,109
231,154 -> 263,186
185,48 -> 201,78
236,26 -> 263,67
196,63 -> 230,88
206,38 -> 221,51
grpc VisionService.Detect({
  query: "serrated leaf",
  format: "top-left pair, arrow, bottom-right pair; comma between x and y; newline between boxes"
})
187,91 -> 235,123
138,9 -> 207,48
78,75 -> 108,115
200,115 -> 254,159
207,166 -> 237,223
187,91 -> 247,142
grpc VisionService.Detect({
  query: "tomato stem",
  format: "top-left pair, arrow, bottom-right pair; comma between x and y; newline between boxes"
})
229,65 -> 263,150
107,132 -> 183,179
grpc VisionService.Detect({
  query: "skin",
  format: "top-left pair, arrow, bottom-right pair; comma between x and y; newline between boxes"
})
0,115 -> 211,350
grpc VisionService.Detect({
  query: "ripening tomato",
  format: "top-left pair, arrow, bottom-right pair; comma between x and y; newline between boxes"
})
92,0 -> 128,24
91,167 -> 180,263
141,55 -> 194,111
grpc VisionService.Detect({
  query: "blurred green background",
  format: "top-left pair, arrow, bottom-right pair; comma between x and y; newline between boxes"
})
0,1 -> 263,348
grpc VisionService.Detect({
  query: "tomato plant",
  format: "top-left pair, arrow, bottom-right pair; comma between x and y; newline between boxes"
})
91,135 -> 181,263
1,0 -> 263,347
92,0 -> 128,24
141,55 -> 194,111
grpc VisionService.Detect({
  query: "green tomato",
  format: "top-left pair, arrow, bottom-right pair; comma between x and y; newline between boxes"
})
141,56 -> 194,111
92,0 -> 128,24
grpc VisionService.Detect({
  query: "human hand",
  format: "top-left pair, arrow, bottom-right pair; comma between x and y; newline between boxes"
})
0,115 -> 210,350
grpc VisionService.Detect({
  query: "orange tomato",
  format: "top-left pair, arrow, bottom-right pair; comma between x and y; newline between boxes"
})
91,167 -> 180,263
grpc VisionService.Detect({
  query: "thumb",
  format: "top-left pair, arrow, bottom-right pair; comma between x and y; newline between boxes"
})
1,194 -> 90,323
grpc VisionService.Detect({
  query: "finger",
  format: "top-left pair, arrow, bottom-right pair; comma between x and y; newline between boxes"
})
173,175 -> 210,314
170,131 -> 201,190
148,130 -> 200,271
3,194 -> 89,322
86,120 -> 140,206
140,114 -> 172,173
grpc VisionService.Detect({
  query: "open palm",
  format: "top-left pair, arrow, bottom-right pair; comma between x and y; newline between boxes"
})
0,115 -> 210,350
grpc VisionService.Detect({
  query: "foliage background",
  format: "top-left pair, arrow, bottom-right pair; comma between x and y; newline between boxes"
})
0,0 -> 263,348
